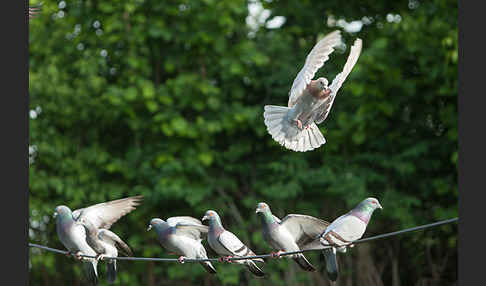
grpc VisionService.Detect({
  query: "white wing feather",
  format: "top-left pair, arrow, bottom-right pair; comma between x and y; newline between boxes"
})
288,30 -> 342,107
73,196 -> 143,230
315,38 -> 362,124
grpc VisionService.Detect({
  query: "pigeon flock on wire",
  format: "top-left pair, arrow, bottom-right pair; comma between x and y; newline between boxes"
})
30,12 -> 373,283
28,6 -> 450,286
54,195 -> 382,284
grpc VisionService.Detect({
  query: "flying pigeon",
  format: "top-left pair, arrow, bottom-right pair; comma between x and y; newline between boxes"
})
54,195 -> 143,285
29,3 -> 43,20
147,216 -> 217,274
319,197 -> 382,281
263,30 -> 363,152
255,202 -> 330,272
79,218 -> 133,284
202,210 -> 265,277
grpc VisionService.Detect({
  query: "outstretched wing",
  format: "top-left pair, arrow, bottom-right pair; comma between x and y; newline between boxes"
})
99,229 -> 133,256
73,195 -> 143,230
288,30 -> 342,108
315,38 -> 362,124
167,216 -> 208,240
280,214 -> 330,248
174,222 -> 209,240
167,216 -> 204,227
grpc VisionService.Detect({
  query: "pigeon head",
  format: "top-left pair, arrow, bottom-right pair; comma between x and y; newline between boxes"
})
316,77 -> 329,91
53,205 -> 73,221
360,197 -> 383,211
201,210 -> 221,226
147,218 -> 165,232
255,202 -> 271,214
350,198 -> 383,224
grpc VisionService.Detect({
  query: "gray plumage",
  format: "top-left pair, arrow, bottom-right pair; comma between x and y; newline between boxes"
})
54,195 -> 142,285
80,219 -> 133,284
263,30 -> 363,152
147,216 -> 216,274
255,202 -> 330,272
202,210 -> 265,277
319,198 -> 383,281
55,205 -> 99,285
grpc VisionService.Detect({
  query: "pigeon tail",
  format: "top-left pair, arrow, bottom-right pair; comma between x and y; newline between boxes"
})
82,261 -> 99,286
200,261 -> 217,274
323,248 -> 339,282
106,260 -> 117,284
292,253 -> 316,272
245,260 -> 265,277
263,105 -> 326,152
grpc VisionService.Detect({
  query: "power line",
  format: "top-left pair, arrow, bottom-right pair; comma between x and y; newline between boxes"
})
29,217 -> 458,263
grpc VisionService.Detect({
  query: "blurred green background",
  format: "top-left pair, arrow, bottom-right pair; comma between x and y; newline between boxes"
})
28,0 -> 457,285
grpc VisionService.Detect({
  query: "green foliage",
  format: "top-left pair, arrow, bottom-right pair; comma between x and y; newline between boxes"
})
29,0 -> 457,285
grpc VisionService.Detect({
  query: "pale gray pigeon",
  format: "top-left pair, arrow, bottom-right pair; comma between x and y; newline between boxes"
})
263,30 -> 363,152
319,197 -> 382,281
79,218 -> 133,284
54,195 -> 143,285
147,216 -> 217,274
54,206 -> 99,285
202,210 -> 265,277
255,202 -> 330,272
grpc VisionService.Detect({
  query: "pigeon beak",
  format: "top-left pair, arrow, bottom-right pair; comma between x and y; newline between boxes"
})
53,212 -> 58,219
255,207 -> 262,214
147,225 -> 152,231
378,203 -> 383,210
201,215 -> 209,222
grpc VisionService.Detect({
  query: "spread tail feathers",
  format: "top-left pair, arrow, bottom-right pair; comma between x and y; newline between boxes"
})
83,261 -> 98,286
200,261 -> 217,274
292,254 -> 316,272
323,248 -> 339,282
106,260 -> 117,284
263,105 -> 326,152
245,260 -> 265,277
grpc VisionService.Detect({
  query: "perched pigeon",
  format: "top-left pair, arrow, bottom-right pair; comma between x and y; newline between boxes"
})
29,3 -> 42,20
319,197 -> 382,281
54,206 -> 99,285
255,202 -> 330,272
147,216 -> 217,274
263,30 -> 363,152
79,218 -> 133,284
202,210 -> 265,277
54,195 -> 143,285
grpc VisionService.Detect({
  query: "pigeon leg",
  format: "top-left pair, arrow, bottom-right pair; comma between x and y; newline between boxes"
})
223,256 -> 233,263
177,256 -> 187,264
75,251 -> 84,260
271,250 -> 284,258
96,254 -> 107,261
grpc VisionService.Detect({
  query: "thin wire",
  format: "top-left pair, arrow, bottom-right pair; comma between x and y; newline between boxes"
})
29,217 -> 458,263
